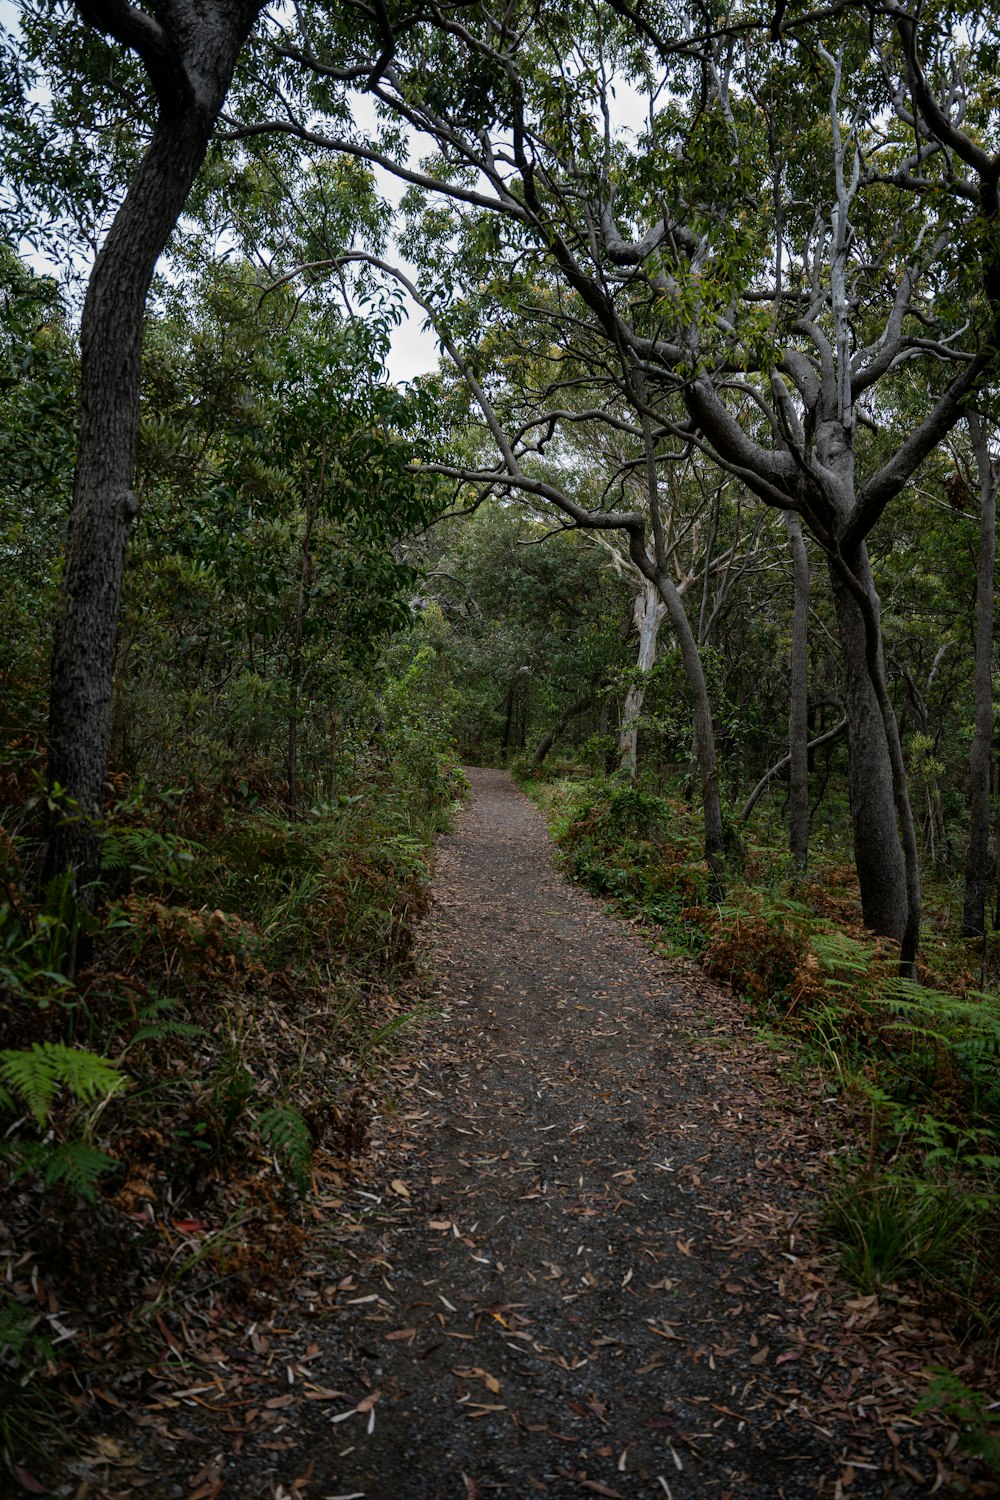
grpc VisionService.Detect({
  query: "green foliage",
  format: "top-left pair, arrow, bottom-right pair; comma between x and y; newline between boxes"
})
537,775 -> 712,955
0,1296 -> 58,1463
102,819 -> 202,887
823,1170 -> 979,1295
0,1043 -> 125,1203
0,1042 -> 125,1128
255,1105 -> 314,1196
915,1369 -> 1000,1471
9,1138 -> 118,1200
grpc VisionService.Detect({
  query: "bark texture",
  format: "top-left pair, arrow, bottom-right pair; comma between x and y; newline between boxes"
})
827,543 -> 909,945
963,414 -> 997,937
45,0 -> 264,884
784,511 -> 810,869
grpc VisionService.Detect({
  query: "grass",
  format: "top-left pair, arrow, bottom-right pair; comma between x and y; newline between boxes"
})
823,1168 -> 981,1296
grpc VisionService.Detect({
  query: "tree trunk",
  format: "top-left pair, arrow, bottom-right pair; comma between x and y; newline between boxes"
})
827,542 -> 910,944
43,1 -> 261,887
531,694 -> 592,769
741,717 -> 847,824
618,579 -> 666,778
500,677 -> 517,758
286,493 -> 318,814
784,512 -> 810,869
656,570 -> 726,872
963,413 -> 997,937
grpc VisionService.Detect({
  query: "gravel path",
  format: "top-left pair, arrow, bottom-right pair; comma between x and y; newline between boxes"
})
101,769 -> 982,1499
275,770 -> 949,1499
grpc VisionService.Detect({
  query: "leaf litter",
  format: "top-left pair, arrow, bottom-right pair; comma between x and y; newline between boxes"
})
26,768 -> 998,1498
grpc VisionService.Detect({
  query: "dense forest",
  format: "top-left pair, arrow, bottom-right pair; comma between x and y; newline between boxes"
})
1,0 -> 1000,1491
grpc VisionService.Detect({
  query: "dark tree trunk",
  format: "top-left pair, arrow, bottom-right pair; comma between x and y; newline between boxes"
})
963,414 -> 996,937
44,0 -> 262,887
784,511 -> 810,869
500,677 -> 517,757
531,695 -> 592,769
827,542 -> 910,945
657,571 -> 726,872
286,492 -> 318,814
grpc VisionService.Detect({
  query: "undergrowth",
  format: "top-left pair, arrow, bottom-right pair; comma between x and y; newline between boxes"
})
525,770 -> 1000,1362
0,752 -> 464,1481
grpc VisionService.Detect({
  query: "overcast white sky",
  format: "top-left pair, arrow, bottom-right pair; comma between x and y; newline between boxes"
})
1,2 -> 648,385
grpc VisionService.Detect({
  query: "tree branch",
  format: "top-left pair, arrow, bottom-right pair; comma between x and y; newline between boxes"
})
75,0 -> 192,112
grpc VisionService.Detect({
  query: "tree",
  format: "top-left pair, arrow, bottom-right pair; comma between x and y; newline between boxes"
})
32,0 -> 265,885
327,6 -> 990,963
119,260 -> 444,803
783,510 -> 810,869
5,0 -> 449,883
963,413 -> 998,939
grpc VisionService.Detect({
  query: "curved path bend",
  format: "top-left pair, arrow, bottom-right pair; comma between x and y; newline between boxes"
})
119,770 -> 978,1499
290,770 -> 955,1500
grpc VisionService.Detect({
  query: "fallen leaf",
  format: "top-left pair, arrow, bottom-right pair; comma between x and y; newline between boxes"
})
390,1179 -> 410,1198
14,1469 -> 47,1495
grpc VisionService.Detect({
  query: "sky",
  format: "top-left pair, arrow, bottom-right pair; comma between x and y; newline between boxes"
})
1,1 -> 648,386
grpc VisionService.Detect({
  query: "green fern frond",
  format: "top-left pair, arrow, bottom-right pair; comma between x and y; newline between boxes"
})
127,1020 -> 202,1048
0,1300 -> 55,1367
4,1137 -> 118,1203
811,928 -> 876,975
255,1105 -> 313,1195
0,1044 -> 126,1128
41,1141 -> 117,1202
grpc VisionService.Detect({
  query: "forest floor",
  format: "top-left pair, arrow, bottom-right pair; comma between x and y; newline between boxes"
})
64,768 -> 996,1500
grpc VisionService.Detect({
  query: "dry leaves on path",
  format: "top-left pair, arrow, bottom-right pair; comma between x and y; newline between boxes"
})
56,770 -> 996,1500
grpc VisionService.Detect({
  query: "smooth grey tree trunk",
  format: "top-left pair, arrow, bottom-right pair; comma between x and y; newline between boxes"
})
963,414 -> 997,937
618,579 -> 666,778
827,542 -> 910,945
784,511 -> 810,869
44,0 -> 263,887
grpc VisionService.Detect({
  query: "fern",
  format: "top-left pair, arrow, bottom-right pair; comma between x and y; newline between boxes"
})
0,1300 -> 54,1368
123,997 -> 203,1051
7,1139 -> 117,1202
915,1368 -> 1000,1472
255,1105 -> 313,1195
41,1140 -> 117,1199
101,824 -> 202,883
0,1043 -> 126,1127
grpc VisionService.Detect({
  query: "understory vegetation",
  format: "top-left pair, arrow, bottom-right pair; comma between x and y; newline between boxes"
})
3,0 -> 1000,1484
0,251 -> 464,1470
2,658 -> 462,1470
524,770 -> 1000,1353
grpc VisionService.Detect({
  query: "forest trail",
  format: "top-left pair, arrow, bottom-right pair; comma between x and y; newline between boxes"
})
113,770 -> 976,1500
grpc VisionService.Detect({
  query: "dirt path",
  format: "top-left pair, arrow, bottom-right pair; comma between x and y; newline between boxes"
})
104,770 -> 982,1499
